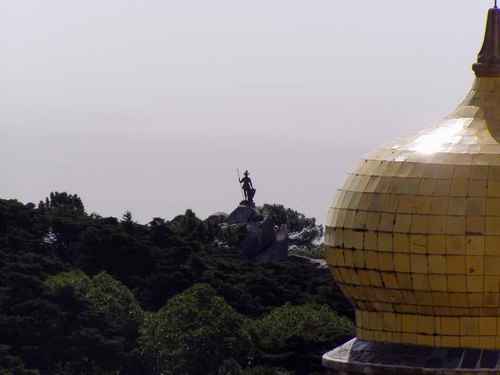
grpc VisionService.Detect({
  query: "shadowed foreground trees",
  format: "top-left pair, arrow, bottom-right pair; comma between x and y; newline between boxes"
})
0,192 -> 352,375
249,304 -> 353,374
140,284 -> 253,375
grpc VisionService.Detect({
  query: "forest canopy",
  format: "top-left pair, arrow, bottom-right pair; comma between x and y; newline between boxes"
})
0,192 -> 352,375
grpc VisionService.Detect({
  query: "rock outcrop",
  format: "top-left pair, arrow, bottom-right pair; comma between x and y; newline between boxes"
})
226,205 -> 288,262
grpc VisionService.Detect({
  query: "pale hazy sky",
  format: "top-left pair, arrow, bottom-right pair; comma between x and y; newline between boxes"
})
0,1 -> 491,223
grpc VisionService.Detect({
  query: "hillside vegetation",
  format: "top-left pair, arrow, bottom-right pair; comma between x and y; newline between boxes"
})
0,192 -> 352,375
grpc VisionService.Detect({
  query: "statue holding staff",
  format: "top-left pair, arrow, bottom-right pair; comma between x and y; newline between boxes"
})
237,169 -> 256,206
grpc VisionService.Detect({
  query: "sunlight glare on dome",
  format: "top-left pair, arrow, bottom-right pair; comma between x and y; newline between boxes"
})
408,119 -> 472,155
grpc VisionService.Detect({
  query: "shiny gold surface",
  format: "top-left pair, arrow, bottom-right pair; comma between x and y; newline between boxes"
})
325,77 -> 500,350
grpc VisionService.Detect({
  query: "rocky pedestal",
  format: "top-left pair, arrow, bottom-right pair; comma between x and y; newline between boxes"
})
323,339 -> 500,374
226,205 -> 288,262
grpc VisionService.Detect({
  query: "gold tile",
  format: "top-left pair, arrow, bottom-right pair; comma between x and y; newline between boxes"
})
379,213 -> 395,232
446,217 -> 466,235
430,197 -> 449,215
410,235 -> 427,254
365,251 -> 380,270
496,317 -> 500,336
343,250 -> 354,267
468,180 -> 488,197
470,166 -> 489,181
378,233 -> 393,252
410,216 -> 428,234
410,254 -> 428,274
485,256 -> 500,275
397,274 -> 413,290
402,314 -> 417,333
432,291 -> 449,306
484,293 -> 499,306
412,274 -> 430,290
487,198 -> 500,216
461,317 -> 480,336
394,233 -> 411,252
415,196 -> 432,215
417,315 -> 436,335
434,180 -> 451,196
394,253 -> 411,273
352,251 -> 365,268
447,276 -> 467,293
486,217 -> 500,235
417,334 -> 434,347
466,216 -> 485,234
488,181 -> 500,197
368,271 -> 384,287
364,231 -> 378,250
466,198 -> 486,216
485,236 -> 500,255
427,216 -> 446,234
466,255 -> 484,275
383,312 -> 397,331
450,178 -> 468,197
447,256 -> 466,274
480,317 -> 497,336
428,235 -> 446,254
343,210 -> 356,229
353,211 -> 368,230
448,198 -> 467,215
365,212 -> 381,231
441,336 -> 460,348
485,276 -> 499,292
428,255 -> 447,274
468,292 -> 483,306
467,276 -> 484,293
357,270 -> 371,286
379,253 -> 395,271
448,293 -> 468,307
453,165 -> 470,179
398,196 -> 417,214
381,273 -> 399,289
381,194 -> 399,213
479,336 -> 496,350
429,275 -> 447,292
419,179 -> 436,195
466,236 -> 485,255
414,291 -> 433,305
352,231 -> 364,249
394,214 -> 412,233
440,317 -> 460,335
400,333 -> 418,345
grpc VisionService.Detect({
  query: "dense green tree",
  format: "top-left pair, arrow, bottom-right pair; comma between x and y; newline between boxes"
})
249,303 -> 353,374
42,270 -> 144,374
140,284 -> 253,375
45,270 -> 143,341
38,192 -> 85,214
260,204 -> 318,234
0,345 -> 39,375
87,272 -> 144,330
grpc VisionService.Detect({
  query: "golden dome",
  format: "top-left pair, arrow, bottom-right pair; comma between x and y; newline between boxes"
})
325,7 -> 500,350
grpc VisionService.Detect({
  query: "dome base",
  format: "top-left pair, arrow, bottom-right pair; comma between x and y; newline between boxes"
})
323,338 -> 500,374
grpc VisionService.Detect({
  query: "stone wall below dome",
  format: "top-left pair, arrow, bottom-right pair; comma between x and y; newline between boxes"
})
323,338 -> 500,374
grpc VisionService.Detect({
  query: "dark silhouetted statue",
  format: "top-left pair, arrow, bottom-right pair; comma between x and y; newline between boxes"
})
239,170 -> 256,207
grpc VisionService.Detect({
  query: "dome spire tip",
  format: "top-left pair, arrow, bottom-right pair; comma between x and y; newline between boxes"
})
472,6 -> 500,76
